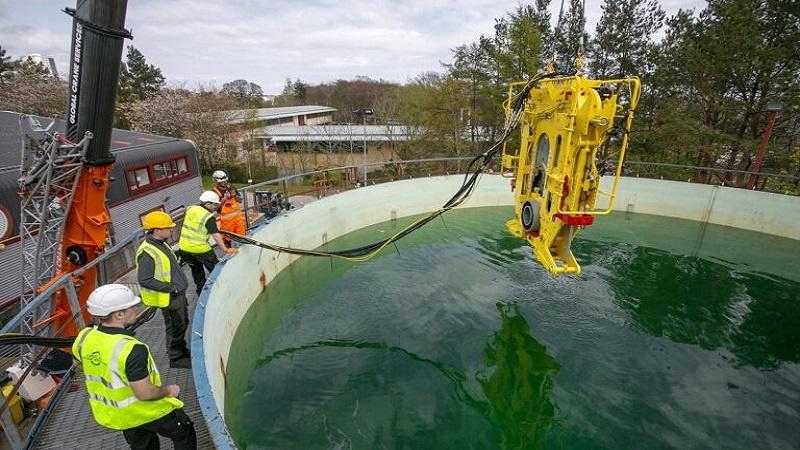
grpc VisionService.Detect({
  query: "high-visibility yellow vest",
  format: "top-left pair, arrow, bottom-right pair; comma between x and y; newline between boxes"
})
135,240 -> 174,308
72,327 -> 183,430
178,205 -> 214,254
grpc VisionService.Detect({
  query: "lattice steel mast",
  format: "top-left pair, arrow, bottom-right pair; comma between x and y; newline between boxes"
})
17,117 -> 91,343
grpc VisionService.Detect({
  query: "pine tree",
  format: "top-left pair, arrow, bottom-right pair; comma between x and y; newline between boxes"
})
590,0 -> 665,78
118,46 -> 165,103
639,0 -> 800,186
0,45 -> 14,78
531,0 -> 554,63
292,79 -> 308,103
14,56 -> 51,77
552,0 -> 590,72
449,37 -> 495,149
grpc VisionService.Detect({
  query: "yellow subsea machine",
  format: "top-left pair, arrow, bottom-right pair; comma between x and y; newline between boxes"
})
501,75 -> 640,275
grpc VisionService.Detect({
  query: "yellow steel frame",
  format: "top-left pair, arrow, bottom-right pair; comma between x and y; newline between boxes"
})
501,75 -> 641,275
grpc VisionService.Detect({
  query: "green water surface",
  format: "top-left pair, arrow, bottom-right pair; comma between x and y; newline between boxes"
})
224,207 -> 800,449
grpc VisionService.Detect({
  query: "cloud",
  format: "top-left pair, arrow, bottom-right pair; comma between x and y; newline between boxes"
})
1,0 -> 707,93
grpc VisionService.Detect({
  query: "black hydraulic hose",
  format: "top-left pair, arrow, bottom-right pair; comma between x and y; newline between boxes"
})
0,306 -> 158,348
225,71 -> 573,260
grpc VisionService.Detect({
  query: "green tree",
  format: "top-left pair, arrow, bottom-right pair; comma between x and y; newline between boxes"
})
292,79 -> 308,103
221,79 -> 265,108
449,37 -> 496,151
590,0 -> 665,78
445,5 -> 551,152
118,46 -> 165,103
116,46 -> 165,128
552,0 -> 590,72
0,45 -> 15,78
14,56 -> 51,77
393,72 -> 471,159
273,77 -> 303,106
640,0 -> 799,186
493,5 -> 548,81
0,53 -> 65,117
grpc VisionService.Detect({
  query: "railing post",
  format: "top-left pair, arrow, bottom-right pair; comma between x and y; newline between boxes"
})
242,188 -> 251,231
1,406 -> 23,450
64,280 -> 85,329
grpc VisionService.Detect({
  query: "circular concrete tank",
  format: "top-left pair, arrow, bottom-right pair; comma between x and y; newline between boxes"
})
191,175 -> 800,448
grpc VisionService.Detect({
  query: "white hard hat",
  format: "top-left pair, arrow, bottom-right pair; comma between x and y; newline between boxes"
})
212,170 -> 228,182
87,284 -> 141,316
199,190 -> 220,204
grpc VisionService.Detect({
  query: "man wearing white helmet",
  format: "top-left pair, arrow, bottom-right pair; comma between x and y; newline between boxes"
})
73,284 -> 197,449
211,170 -> 245,248
178,190 -> 237,295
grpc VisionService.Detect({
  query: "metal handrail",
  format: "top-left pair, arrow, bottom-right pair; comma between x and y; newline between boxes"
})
239,157 -> 477,230
241,156 -> 473,193
237,157 -> 797,231
0,230 -> 143,334
618,160 -> 800,181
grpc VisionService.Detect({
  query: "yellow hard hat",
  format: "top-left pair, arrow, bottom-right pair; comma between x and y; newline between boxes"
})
142,211 -> 176,230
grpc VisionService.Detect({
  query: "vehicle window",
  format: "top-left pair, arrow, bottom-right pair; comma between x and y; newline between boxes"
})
168,160 -> 178,177
153,163 -> 167,181
134,167 -> 151,187
126,171 -> 138,190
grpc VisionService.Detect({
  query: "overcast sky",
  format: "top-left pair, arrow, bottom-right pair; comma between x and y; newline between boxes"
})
0,0 -> 706,94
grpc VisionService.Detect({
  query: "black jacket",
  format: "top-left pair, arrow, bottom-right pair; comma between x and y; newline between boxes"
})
137,235 -> 189,293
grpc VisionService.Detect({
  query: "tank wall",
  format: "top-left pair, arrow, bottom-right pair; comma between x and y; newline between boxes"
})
196,175 -> 800,448
597,177 -> 800,240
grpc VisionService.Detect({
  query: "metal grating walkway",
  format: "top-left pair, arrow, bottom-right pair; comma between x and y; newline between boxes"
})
32,265 -> 213,449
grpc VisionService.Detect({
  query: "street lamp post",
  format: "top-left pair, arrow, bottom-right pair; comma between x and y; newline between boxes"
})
746,101 -> 783,190
353,108 -> 374,185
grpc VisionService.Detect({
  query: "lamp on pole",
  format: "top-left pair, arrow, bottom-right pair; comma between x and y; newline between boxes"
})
746,101 -> 783,190
245,140 -> 253,184
352,108 -> 374,185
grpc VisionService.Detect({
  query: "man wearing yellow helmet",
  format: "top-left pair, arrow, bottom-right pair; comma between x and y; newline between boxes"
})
136,211 -> 191,368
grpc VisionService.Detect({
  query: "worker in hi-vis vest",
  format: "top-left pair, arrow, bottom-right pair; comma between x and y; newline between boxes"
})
211,170 -> 246,248
178,191 -> 237,295
72,284 -> 197,449
136,211 -> 191,368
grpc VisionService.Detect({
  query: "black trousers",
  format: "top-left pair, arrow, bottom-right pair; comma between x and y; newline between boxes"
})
162,291 -> 189,361
122,408 -> 197,450
178,250 -> 219,295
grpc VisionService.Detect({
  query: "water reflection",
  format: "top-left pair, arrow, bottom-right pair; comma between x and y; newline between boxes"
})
582,241 -> 800,369
477,302 -> 560,449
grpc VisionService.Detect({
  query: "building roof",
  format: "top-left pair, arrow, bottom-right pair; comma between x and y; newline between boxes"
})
252,124 -> 415,143
223,105 -> 337,125
0,111 -> 182,171
0,110 -> 197,238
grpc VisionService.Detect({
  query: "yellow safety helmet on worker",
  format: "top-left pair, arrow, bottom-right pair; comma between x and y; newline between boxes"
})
141,211 -> 176,230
